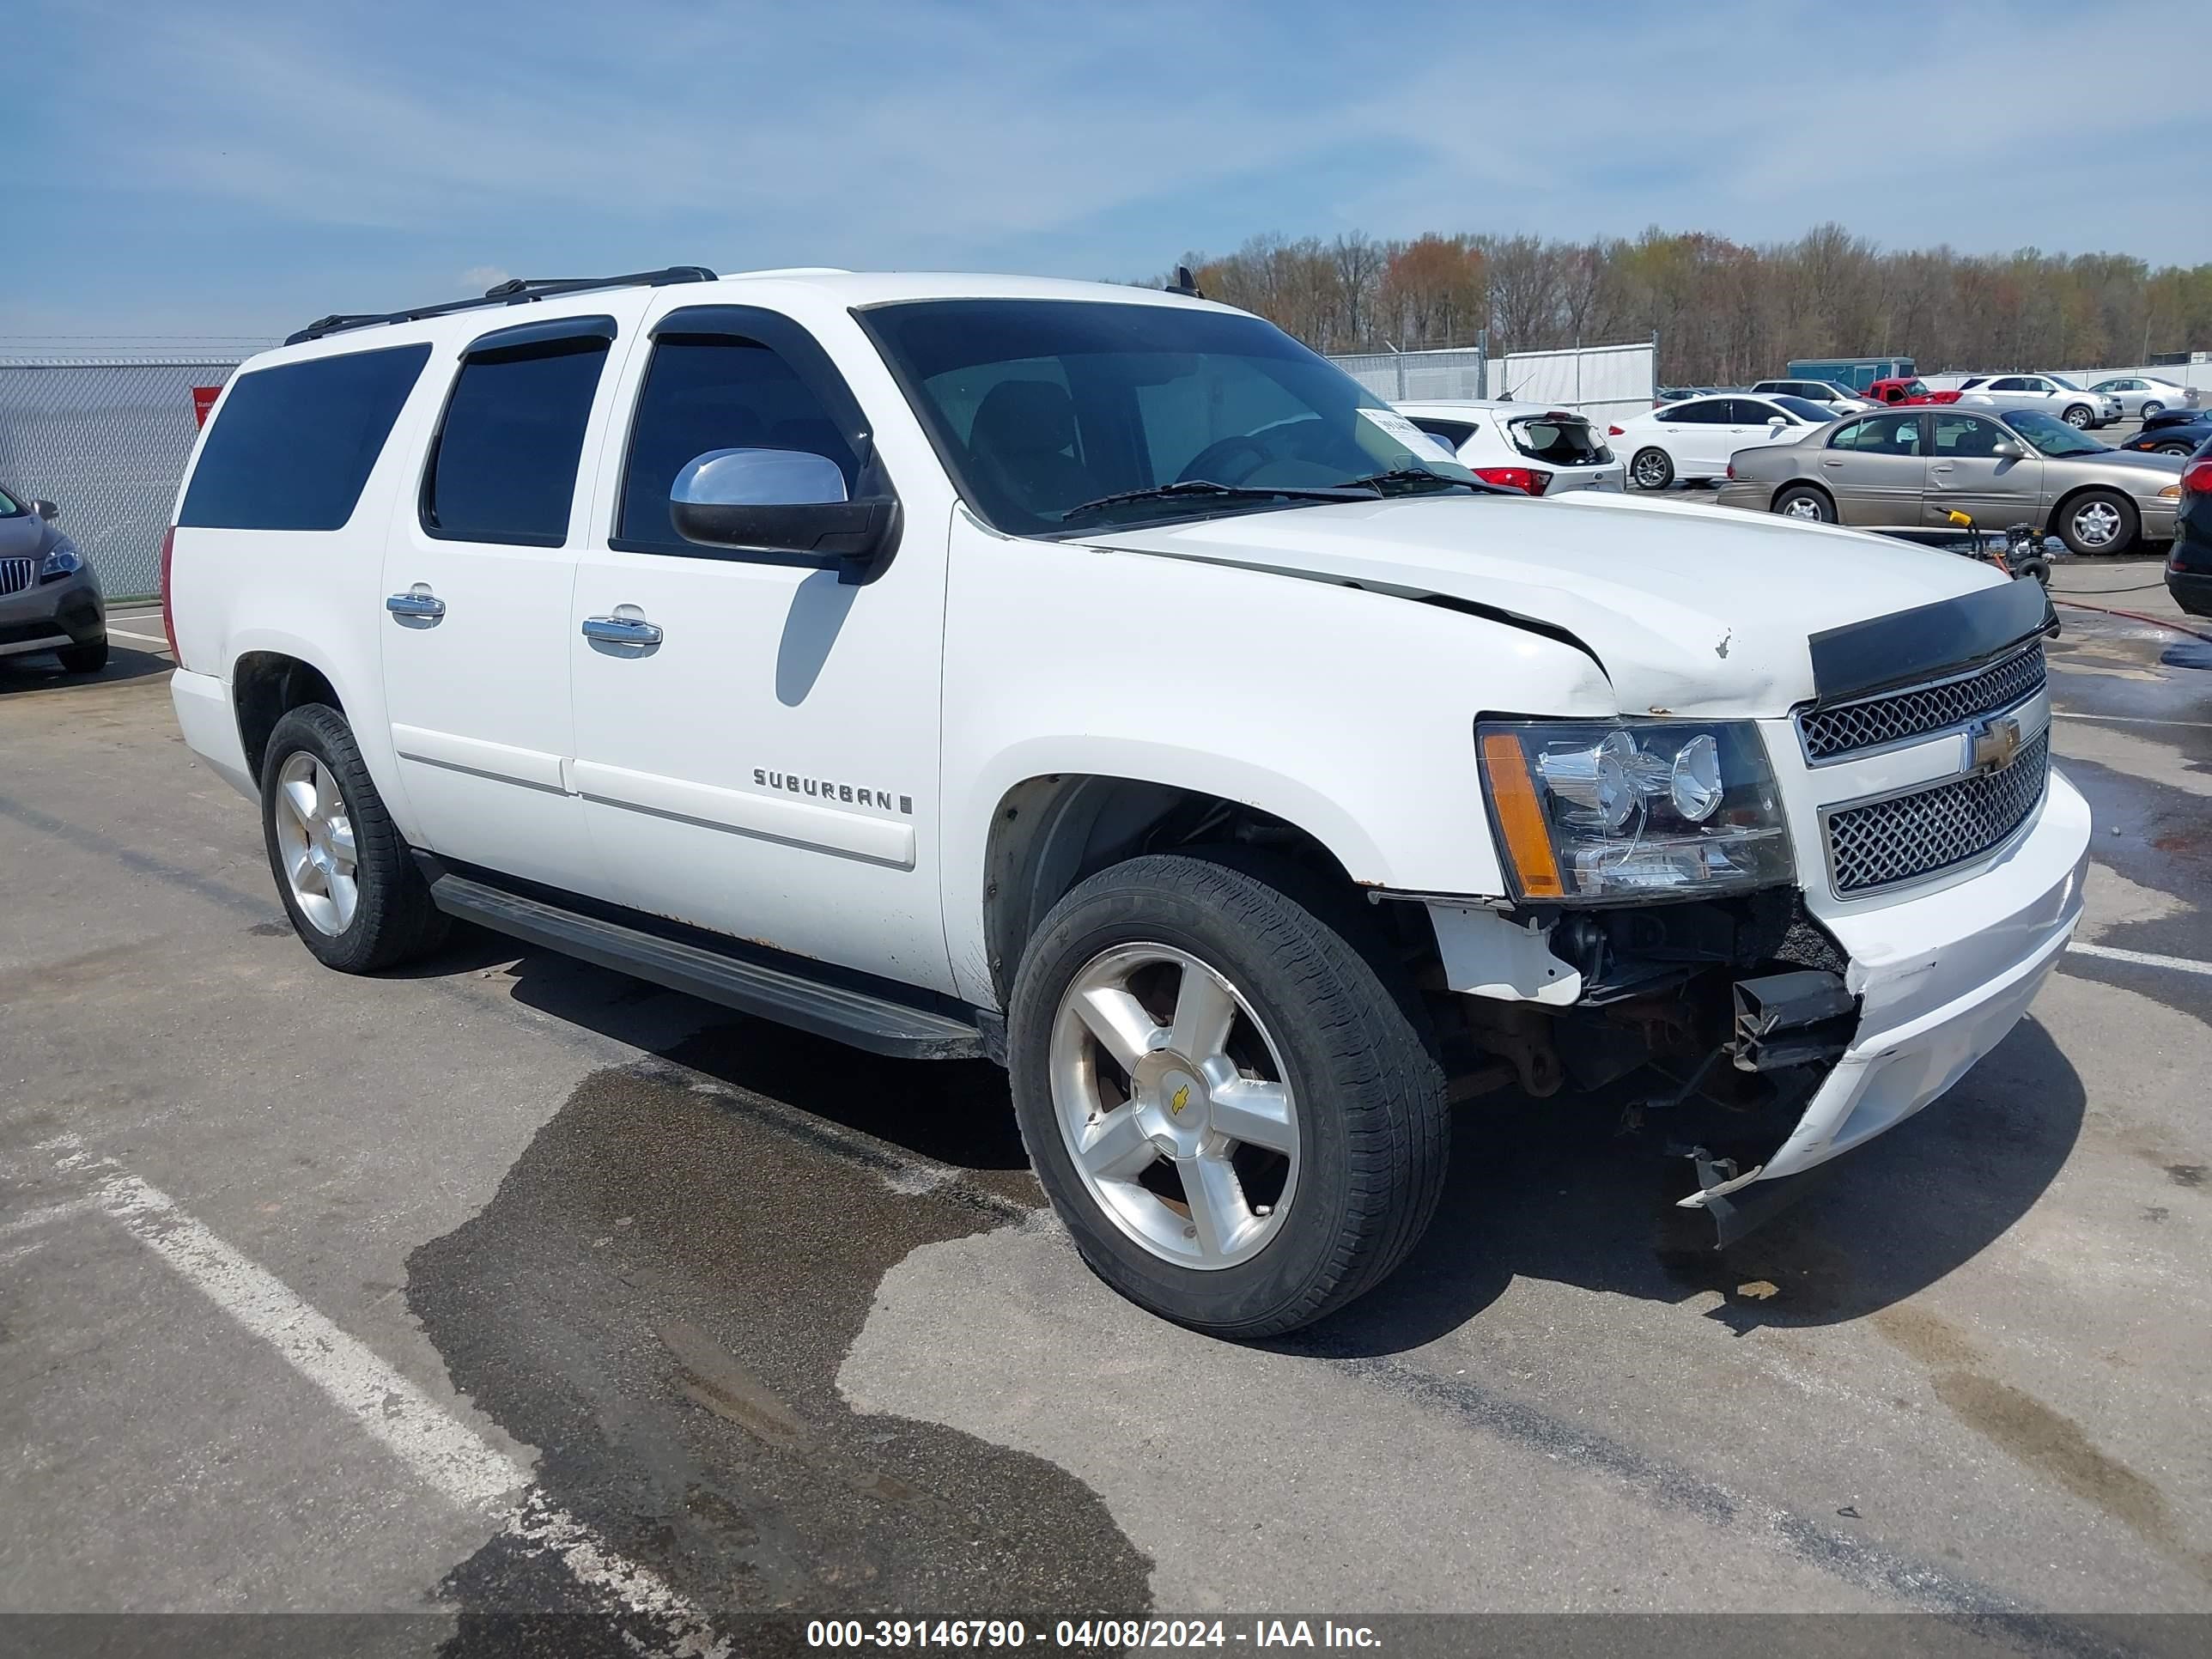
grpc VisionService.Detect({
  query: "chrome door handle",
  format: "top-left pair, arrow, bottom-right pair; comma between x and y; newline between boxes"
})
581,611 -> 663,647
386,585 -> 446,622
1820,459 -> 1844,467
1930,463 -> 1955,472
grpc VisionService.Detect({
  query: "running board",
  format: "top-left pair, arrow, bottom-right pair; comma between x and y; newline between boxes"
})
423,869 -> 986,1060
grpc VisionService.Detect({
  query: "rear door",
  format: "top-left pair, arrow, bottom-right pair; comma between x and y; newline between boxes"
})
379,302 -> 647,890
1924,410 -> 2044,527
1816,411 -> 1928,526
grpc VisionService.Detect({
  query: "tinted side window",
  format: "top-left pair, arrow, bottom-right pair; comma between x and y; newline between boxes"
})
1831,414 -> 1921,454
1986,377 -> 2027,392
1407,417 -> 1478,451
1932,415 -> 2004,459
1668,400 -> 1725,424
422,336 -> 611,546
617,337 -> 862,553
179,343 -> 429,531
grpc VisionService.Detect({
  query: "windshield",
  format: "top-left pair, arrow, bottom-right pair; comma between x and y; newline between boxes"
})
2004,410 -> 2106,457
860,299 -> 1474,534
1771,396 -> 1838,423
2044,374 -> 2084,392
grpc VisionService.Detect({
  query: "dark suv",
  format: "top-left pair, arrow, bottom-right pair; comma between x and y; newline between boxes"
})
0,485 -> 107,674
2171,441 -> 2212,619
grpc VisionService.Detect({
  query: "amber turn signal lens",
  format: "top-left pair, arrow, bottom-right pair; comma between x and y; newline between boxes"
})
1480,732 -> 1565,900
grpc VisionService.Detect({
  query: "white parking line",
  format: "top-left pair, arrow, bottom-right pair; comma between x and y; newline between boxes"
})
2068,941 -> 2212,979
39,1133 -> 727,1656
106,628 -> 171,647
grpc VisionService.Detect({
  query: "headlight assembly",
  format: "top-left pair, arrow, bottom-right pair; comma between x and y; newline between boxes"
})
40,539 -> 83,581
1477,720 -> 1793,902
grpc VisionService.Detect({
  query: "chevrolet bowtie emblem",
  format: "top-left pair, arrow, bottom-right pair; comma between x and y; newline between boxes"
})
1170,1084 -> 1191,1116
1965,713 -> 2023,776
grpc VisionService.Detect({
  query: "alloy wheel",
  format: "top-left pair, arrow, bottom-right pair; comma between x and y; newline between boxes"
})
1632,452 -> 1669,489
2064,406 -> 2092,428
272,751 -> 360,935
1048,942 -> 1298,1269
1781,495 -> 1823,520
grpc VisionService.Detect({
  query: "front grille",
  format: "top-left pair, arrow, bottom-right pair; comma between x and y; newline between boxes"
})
1798,643 -> 2045,762
0,557 -> 34,598
1825,731 -> 2050,895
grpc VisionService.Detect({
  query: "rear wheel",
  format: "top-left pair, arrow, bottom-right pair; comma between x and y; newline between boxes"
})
260,704 -> 449,972
2063,404 -> 2094,429
56,637 -> 108,674
1007,852 -> 1449,1338
2057,489 -> 2137,557
1631,447 -> 1674,490
2142,402 -> 2165,421
1772,485 -> 1834,523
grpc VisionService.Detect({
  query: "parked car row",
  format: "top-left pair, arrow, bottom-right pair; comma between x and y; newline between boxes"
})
1605,394 -> 1849,489
1715,404 -> 2188,556
1394,401 -> 1625,495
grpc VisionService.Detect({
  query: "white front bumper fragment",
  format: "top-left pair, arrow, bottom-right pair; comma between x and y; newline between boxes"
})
1699,766 -> 2092,1196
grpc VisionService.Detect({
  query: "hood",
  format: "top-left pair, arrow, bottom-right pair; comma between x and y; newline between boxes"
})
0,514 -> 47,560
1081,492 -> 2008,717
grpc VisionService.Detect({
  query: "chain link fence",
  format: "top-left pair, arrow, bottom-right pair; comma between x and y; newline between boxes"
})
0,355 -> 256,599
1328,346 -> 1487,404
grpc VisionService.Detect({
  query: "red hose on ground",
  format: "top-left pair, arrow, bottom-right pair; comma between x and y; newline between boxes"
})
2050,596 -> 2212,645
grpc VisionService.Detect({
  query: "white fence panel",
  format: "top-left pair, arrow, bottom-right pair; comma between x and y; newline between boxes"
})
1493,342 -> 1656,427
1328,347 -> 1486,404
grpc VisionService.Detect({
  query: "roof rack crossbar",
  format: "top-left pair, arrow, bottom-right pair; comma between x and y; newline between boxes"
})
285,266 -> 718,345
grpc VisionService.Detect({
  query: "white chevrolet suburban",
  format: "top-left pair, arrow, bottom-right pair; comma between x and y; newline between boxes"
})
165,266 -> 2092,1337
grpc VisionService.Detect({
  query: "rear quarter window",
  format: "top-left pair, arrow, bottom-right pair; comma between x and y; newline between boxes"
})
179,343 -> 430,531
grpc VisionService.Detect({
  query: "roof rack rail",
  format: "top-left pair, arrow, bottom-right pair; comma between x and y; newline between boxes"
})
285,266 -> 718,346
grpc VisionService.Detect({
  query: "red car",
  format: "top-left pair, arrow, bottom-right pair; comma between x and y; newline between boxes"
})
1864,376 -> 1963,406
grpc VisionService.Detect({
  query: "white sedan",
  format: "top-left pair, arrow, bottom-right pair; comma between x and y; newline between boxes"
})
1392,399 -> 1626,495
2088,375 -> 2200,420
1952,374 -> 2120,428
1609,393 -> 1838,489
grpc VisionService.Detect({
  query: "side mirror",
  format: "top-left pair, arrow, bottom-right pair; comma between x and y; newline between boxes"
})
33,499 -> 58,521
1991,441 -> 2024,460
1767,416 -> 1788,429
670,447 -> 900,581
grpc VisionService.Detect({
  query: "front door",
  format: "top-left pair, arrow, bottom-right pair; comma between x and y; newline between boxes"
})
1816,410 -> 1927,527
565,300 -> 953,991
380,306 -> 642,889
1925,411 -> 2045,530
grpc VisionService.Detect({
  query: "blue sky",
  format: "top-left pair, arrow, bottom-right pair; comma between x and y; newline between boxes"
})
8,0 -> 2207,342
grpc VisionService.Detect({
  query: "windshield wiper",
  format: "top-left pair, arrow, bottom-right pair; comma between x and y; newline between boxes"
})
1057,478 -> 1379,522
1331,467 -> 1484,495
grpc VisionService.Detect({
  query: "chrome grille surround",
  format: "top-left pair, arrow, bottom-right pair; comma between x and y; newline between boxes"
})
0,557 -> 35,598
1821,727 -> 2051,897
1796,641 -> 2045,764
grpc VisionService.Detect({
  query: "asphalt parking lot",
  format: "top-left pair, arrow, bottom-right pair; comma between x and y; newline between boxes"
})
3,567 -> 2210,1652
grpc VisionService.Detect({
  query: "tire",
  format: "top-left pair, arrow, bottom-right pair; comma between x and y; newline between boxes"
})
2155,443 -> 2193,458
2142,403 -> 2164,421
1771,485 -> 1835,524
1007,850 -> 1449,1339
2056,489 -> 2138,557
259,703 -> 449,973
2062,404 -> 2093,429
1631,447 -> 1674,490
2014,555 -> 2051,586
56,637 -> 108,674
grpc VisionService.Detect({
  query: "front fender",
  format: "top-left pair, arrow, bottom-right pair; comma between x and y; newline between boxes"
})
938,520 -> 1615,1006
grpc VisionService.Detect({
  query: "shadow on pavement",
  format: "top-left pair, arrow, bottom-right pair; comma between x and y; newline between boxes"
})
0,641 -> 172,695
420,926 -> 2083,1361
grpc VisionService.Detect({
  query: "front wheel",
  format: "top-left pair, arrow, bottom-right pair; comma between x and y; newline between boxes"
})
2057,489 -> 2138,557
1772,485 -> 1835,523
260,704 -> 450,972
57,637 -> 108,674
2155,443 -> 2194,458
1007,852 -> 1449,1338
1631,447 -> 1674,490
2063,404 -> 2094,428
